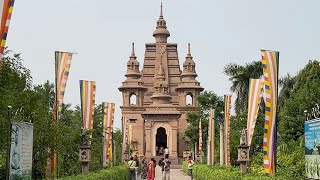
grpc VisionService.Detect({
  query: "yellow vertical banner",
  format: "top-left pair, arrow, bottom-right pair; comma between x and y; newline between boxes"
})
51,51 -> 74,176
199,118 -> 202,153
80,80 -> 96,131
102,102 -> 115,167
246,79 -> 264,147
224,95 -> 232,167
261,50 -> 279,176
208,109 -> 215,165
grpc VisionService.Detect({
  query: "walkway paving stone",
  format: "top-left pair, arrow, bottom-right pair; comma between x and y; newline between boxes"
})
138,166 -> 189,180
156,166 -> 189,180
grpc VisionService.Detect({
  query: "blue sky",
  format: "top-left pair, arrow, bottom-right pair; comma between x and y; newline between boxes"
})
6,0 -> 320,128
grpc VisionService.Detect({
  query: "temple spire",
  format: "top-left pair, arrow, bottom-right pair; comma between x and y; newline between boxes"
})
153,2 -> 170,43
187,43 -> 191,57
160,2 -> 163,18
125,42 -> 141,79
131,42 -> 135,57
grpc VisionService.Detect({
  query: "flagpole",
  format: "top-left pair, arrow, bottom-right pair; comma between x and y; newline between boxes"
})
53,51 -> 59,178
6,106 -> 12,180
274,52 -> 279,175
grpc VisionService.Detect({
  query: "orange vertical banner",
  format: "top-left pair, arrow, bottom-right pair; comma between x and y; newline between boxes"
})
261,50 -> 279,176
0,0 -> 15,64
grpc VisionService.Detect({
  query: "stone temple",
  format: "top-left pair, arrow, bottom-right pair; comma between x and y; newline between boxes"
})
119,4 -> 203,164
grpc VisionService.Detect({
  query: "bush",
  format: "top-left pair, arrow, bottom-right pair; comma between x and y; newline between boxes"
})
59,165 -> 130,180
182,161 -> 294,180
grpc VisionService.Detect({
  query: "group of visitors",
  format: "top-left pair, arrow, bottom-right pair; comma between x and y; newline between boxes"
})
129,147 -> 172,180
128,155 -> 140,180
157,154 -> 171,180
156,146 -> 169,156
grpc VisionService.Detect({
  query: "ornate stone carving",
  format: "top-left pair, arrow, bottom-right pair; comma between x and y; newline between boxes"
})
80,148 -> 90,162
157,45 -> 166,56
238,147 -> 249,160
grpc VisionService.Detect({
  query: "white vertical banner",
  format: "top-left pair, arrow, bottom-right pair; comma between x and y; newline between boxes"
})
9,122 -> 34,180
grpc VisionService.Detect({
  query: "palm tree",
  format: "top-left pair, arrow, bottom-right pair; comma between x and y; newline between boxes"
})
223,61 -> 263,115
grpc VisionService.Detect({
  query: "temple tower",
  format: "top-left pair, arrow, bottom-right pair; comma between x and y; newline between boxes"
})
119,3 -> 203,165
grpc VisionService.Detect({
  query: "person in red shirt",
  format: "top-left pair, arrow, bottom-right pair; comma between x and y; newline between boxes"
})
147,158 -> 156,180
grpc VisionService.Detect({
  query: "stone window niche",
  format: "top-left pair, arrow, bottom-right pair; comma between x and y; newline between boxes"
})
186,93 -> 193,106
129,93 -> 137,106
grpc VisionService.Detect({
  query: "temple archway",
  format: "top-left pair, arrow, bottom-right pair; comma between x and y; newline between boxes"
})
156,127 -> 167,155
151,123 -> 173,156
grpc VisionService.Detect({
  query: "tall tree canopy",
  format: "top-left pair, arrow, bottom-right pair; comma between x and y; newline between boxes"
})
0,51 -> 123,179
185,91 -> 224,156
279,60 -> 320,142
223,61 -> 263,115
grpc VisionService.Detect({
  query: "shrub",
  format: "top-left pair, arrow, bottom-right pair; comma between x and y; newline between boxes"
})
59,165 -> 129,180
182,161 -> 295,180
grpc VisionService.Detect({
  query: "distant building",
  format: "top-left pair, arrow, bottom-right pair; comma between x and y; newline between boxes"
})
119,4 -> 203,164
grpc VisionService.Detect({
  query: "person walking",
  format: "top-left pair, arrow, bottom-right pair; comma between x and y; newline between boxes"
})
158,158 -> 165,178
128,157 -> 137,180
147,158 -> 155,180
162,154 -> 171,180
134,155 -> 140,180
188,156 -> 194,180
141,157 -> 148,180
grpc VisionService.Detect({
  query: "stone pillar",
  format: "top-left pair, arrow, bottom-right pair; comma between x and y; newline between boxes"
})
145,125 -> 152,157
171,128 -> 178,157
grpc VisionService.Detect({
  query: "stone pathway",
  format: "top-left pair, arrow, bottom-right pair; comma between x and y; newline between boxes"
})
138,166 -> 189,180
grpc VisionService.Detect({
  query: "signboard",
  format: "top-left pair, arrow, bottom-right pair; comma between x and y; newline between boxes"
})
9,122 -> 33,180
305,118 -> 320,179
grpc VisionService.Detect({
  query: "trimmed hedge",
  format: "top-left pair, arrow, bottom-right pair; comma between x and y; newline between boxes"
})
182,161 -> 291,180
59,165 -> 130,180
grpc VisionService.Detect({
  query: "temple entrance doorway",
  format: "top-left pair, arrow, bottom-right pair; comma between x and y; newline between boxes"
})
156,127 -> 167,156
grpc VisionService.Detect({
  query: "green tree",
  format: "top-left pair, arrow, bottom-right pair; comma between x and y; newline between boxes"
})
56,104 -> 82,177
113,128 -> 122,166
278,74 -> 296,110
279,60 -> 320,142
185,91 -> 224,159
223,61 -> 263,115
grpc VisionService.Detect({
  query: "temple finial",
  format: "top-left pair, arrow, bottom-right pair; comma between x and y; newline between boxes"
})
131,42 -> 135,57
187,43 -> 191,56
160,2 -> 163,18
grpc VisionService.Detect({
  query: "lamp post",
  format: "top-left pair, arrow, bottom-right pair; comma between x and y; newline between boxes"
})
79,129 -> 91,175
237,129 -> 250,173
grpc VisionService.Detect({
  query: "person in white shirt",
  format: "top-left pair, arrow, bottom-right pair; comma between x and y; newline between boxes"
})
164,147 -> 169,157
188,156 -> 194,180
128,157 -> 137,180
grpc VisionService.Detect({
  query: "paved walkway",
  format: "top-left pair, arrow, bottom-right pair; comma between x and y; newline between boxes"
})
138,166 -> 189,180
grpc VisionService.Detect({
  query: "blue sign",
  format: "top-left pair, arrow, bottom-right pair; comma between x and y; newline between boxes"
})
305,118 -> 320,179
